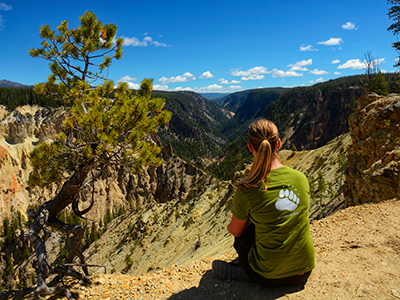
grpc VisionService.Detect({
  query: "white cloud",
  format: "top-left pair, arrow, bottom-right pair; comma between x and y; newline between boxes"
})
230,66 -> 269,77
172,86 -> 193,91
142,36 -> 168,48
373,58 -> 385,66
125,82 -> 141,89
334,71 -> 342,75
153,84 -> 169,90
118,75 -> 137,83
0,3 -> 11,31
300,44 -> 318,52
219,78 -> 241,84
122,35 -> 170,47
288,59 -> 312,71
337,58 -> 385,70
190,84 -> 242,93
174,84 -> 226,93
199,71 -> 214,79
342,22 -> 356,30
152,41 -> 168,47
143,36 -> 152,43
309,69 -> 328,75
272,69 -> 303,78
123,37 -> 146,47
331,59 -> 341,64
117,75 -> 140,89
159,72 -> 196,84
241,75 -> 265,81
318,38 -> 343,46
337,59 -> 365,69
316,78 -> 324,83
0,3 -> 12,10
195,84 -> 224,92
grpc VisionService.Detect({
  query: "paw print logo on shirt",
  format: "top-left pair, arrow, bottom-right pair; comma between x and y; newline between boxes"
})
275,187 -> 300,211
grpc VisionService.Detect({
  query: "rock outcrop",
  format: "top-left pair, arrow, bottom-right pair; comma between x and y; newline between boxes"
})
344,92 -> 400,205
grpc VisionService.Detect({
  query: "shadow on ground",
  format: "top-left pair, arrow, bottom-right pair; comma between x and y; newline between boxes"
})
168,270 -> 306,300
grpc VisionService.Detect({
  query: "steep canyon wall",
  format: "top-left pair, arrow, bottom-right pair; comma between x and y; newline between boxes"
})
344,92 -> 400,205
0,105 -> 214,223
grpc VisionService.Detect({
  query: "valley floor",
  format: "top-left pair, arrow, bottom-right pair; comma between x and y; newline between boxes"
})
2,198 -> 400,300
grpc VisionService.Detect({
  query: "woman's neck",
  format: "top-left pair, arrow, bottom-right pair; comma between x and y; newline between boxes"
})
270,157 -> 283,170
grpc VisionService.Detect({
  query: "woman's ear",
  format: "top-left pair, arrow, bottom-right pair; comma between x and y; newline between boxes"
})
277,138 -> 281,150
248,142 -> 255,153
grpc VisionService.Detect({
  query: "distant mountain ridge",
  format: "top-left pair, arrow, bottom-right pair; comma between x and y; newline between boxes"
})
0,79 -> 30,88
199,92 -> 229,102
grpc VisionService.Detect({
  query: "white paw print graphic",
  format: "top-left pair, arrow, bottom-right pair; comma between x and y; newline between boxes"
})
275,187 -> 300,211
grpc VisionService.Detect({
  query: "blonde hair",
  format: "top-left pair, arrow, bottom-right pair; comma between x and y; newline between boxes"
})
233,118 -> 279,190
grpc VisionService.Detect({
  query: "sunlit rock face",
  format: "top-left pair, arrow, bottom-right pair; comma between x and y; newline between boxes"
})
0,105 -> 61,221
344,92 -> 400,205
0,105 -> 214,222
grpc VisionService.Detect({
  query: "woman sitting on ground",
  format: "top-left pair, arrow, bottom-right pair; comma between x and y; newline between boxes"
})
212,118 -> 315,287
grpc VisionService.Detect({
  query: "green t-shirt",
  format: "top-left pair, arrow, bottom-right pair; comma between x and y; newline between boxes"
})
232,165 -> 315,279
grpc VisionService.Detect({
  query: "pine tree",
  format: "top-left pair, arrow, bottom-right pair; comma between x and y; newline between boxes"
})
25,11 -> 171,299
388,0 -> 400,67
370,71 -> 390,95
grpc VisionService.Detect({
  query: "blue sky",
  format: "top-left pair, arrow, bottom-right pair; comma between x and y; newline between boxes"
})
0,0 -> 398,93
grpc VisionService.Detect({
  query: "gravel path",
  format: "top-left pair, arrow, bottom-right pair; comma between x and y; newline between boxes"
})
2,199 -> 400,300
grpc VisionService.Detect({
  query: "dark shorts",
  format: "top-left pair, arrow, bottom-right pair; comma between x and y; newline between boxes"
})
233,222 -> 311,287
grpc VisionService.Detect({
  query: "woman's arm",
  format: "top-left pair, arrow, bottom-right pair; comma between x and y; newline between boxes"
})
227,214 -> 248,237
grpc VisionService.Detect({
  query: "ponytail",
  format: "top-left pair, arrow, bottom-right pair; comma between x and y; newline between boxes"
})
233,119 -> 279,190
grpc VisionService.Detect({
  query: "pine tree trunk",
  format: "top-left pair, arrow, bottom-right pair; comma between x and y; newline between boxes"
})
25,166 -> 92,299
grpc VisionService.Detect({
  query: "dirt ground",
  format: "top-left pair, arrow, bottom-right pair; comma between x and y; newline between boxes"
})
2,199 -> 400,300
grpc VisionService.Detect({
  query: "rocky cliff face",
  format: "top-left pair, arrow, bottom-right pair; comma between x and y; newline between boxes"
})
0,105 -> 215,222
0,105 -> 64,221
265,86 -> 365,150
344,92 -> 400,205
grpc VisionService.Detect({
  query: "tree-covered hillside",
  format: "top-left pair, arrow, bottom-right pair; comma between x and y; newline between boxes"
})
153,90 -> 230,163
220,88 -> 289,142
0,87 -> 64,111
208,73 -> 399,180
219,87 -> 289,113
